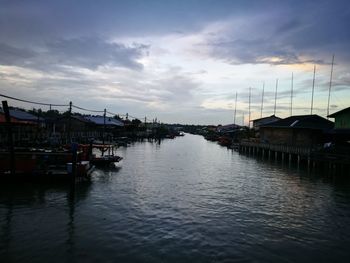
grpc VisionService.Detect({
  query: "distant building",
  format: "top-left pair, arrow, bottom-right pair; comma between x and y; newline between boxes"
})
48,115 -> 97,143
217,124 -> 241,133
260,115 -> 334,147
328,107 -> 350,129
0,108 -> 43,146
0,108 -> 44,124
328,107 -> 350,145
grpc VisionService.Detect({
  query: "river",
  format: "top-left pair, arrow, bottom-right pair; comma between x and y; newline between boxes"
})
1,134 -> 350,262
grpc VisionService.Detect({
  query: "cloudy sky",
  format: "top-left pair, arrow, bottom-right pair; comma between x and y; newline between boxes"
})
0,0 -> 349,124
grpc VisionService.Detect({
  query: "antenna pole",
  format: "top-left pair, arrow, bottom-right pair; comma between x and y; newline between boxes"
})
290,73 -> 294,116
274,79 -> 278,115
233,91 -> 237,124
311,65 -> 316,114
248,87 -> 251,128
327,54 -> 335,118
260,82 -> 265,118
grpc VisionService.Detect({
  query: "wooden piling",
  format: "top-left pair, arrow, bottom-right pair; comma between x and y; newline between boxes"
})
71,143 -> 78,185
2,100 -> 15,175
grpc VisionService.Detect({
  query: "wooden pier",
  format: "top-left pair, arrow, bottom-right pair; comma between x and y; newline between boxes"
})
239,141 -> 350,176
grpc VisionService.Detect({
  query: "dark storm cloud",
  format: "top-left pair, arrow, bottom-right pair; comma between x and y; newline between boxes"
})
201,0 -> 350,65
0,38 -> 148,70
0,0 -> 256,41
46,38 -> 148,70
0,43 -> 37,65
1,0 -> 349,68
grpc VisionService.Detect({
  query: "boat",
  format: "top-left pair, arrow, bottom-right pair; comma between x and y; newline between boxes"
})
77,143 -> 123,167
0,148 -> 94,182
90,155 -> 123,167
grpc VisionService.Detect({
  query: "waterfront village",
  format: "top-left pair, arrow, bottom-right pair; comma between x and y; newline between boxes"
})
1,100 -> 350,181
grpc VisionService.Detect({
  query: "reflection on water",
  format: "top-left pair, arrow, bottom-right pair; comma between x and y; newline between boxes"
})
1,134 -> 350,262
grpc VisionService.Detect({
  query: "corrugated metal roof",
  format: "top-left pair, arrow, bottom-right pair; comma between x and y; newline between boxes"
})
328,107 -> 350,118
84,115 -> 124,126
0,108 -> 44,122
260,114 -> 334,131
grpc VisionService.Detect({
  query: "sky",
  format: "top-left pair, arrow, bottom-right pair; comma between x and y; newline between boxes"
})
0,0 -> 349,125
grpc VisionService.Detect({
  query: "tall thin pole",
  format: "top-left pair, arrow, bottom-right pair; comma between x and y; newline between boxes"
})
2,100 -> 15,175
68,101 -> 72,143
290,73 -> 294,116
327,54 -> 335,118
274,79 -> 278,115
242,112 -> 245,126
233,91 -> 237,124
248,87 -> 251,128
260,82 -> 265,118
103,108 -> 106,147
311,65 -> 316,114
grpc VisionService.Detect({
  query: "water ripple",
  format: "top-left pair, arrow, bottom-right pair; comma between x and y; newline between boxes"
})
1,134 -> 350,262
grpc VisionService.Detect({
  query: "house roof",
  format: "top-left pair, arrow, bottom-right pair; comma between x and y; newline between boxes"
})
71,115 -> 93,123
0,108 -> 44,122
251,115 -> 281,122
260,114 -> 334,131
84,115 -> 124,126
328,107 -> 350,118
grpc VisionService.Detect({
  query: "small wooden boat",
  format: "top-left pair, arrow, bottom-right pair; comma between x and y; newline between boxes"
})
90,155 -> 123,167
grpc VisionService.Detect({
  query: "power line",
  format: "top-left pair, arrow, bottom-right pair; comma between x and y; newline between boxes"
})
0,92 -> 144,120
0,93 -> 68,107
107,111 -> 140,120
71,104 -> 104,113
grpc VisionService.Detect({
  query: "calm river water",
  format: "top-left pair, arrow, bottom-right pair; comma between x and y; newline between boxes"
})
1,134 -> 350,262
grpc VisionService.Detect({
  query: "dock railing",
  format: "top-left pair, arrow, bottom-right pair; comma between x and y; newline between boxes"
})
239,141 -> 313,157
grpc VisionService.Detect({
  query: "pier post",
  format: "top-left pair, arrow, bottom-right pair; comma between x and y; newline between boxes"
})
275,151 -> 278,160
289,154 -> 292,165
102,109 -> 106,156
268,150 -> 271,160
282,153 -> 285,162
71,143 -> 78,185
68,101 -> 72,144
2,100 -> 15,176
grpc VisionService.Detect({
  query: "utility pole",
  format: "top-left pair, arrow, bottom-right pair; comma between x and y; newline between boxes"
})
103,108 -> 106,153
290,73 -> 294,116
260,82 -> 265,118
233,91 -> 237,124
327,54 -> 335,118
2,100 -> 15,176
311,65 -> 316,115
248,87 -> 251,128
68,101 -> 72,143
274,79 -> 278,116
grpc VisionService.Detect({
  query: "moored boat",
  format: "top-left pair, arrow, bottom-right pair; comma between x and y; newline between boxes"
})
90,155 -> 123,167
0,148 -> 94,182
